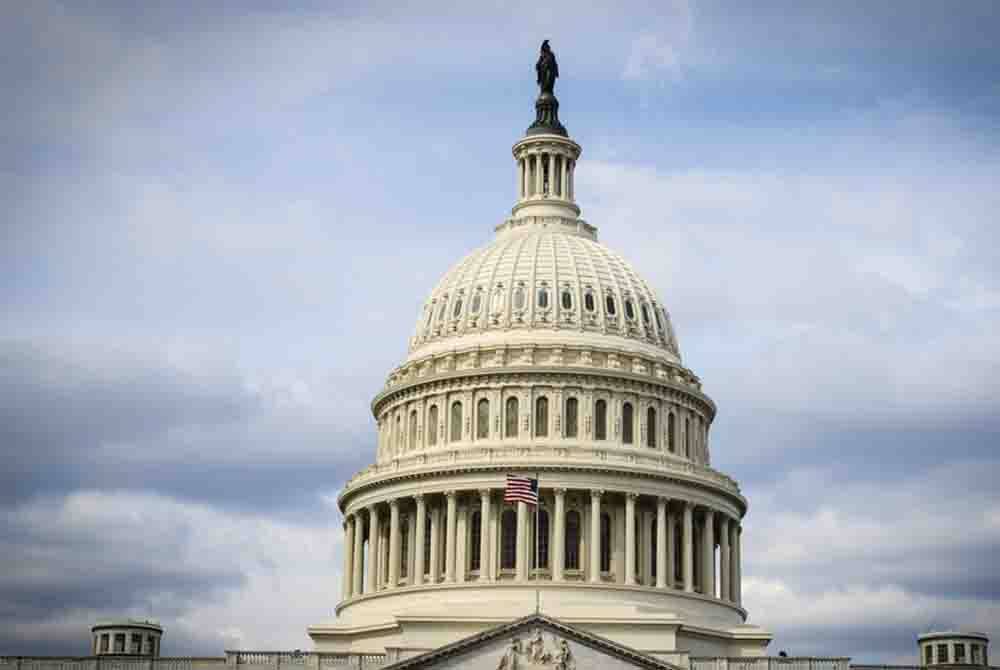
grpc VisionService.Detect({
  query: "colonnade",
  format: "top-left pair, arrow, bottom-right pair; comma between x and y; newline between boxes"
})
517,151 -> 575,201
341,486 -> 742,607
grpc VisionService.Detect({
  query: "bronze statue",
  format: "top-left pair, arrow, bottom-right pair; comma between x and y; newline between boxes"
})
536,40 -> 559,95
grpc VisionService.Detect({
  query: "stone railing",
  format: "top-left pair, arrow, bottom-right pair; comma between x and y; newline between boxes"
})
345,444 -> 740,494
0,656 -> 387,670
691,657 -> 851,670
226,653 -> 387,669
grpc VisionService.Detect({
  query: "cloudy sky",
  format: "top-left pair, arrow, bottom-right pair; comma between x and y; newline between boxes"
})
3,0 -> 999,661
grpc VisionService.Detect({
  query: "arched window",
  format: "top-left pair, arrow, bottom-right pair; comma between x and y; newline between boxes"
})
501,509 -> 517,570
600,513 -> 612,572
622,402 -> 634,444
505,397 -> 519,438
594,399 -> 607,441
428,405 -> 438,446
641,302 -> 651,326
605,294 -> 617,316
409,410 -> 418,450
400,519 -> 409,578
561,289 -> 573,310
584,291 -> 595,312
450,401 -> 463,442
650,518 -> 658,579
537,286 -> 550,309
667,412 -> 675,453
565,397 -> 579,438
532,509 -> 550,569
535,397 -> 549,437
646,407 -> 657,448
477,398 -> 490,439
685,417 -> 691,456
625,298 -> 636,320
469,511 -> 482,572
565,511 -> 581,570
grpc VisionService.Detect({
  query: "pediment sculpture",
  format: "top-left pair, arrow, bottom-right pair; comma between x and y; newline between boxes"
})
496,628 -> 575,670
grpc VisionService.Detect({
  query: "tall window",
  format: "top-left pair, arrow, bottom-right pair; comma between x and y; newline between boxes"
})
925,647 -> 933,665
400,519 -> 409,578
685,417 -> 691,456
505,397 -> 519,438
428,405 -> 438,446
501,510 -> 517,569
532,509 -> 550,569
622,402 -> 634,444
605,294 -> 617,316
667,412 -> 675,452
600,513 -> 612,572
565,397 -> 579,438
477,398 -> 490,439
565,511 -> 581,570
594,399 -> 607,440
395,414 -> 401,447
938,645 -> 949,664
450,401 -> 463,442
469,511 -> 482,571
409,410 -> 418,450
646,407 -> 657,448
535,397 -> 549,437
584,291 -> 595,312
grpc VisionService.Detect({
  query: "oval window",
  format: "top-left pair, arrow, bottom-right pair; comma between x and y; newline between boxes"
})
561,290 -> 573,310
625,299 -> 635,320
537,287 -> 550,309
641,303 -> 650,325
452,297 -> 463,318
513,286 -> 526,310
471,292 -> 482,314
605,294 -> 617,316
584,292 -> 595,312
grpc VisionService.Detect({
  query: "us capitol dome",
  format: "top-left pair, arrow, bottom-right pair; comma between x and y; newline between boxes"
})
308,42 -> 772,662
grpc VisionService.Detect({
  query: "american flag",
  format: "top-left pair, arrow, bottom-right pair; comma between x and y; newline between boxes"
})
504,474 -> 539,505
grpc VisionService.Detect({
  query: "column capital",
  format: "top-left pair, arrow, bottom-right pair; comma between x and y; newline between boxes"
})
445,490 -> 457,499
626,491 -> 639,501
590,489 -> 604,499
553,487 -> 567,496
657,496 -> 669,507
388,498 -> 399,508
413,493 -> 424,502
478,488 -> 491,498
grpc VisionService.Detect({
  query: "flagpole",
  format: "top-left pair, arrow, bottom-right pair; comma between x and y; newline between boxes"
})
535,471 -> 540,615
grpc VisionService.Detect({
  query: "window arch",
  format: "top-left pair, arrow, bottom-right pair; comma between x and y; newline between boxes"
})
605,294 -> 617,316
407,410 -> 417,449
532,509 -> 550,569
565,510 -> 581,570
594,399 -> 608,441
667,412 -> 675,453
505,397 -> 519,438
535,397 -> 549,437
469,511 -> 482,572
501,509 -> 517,570
450,401 -> 463,442
477,398 -> 490,439
646,407 -> 657,448
600,513 -> 612,572
428,405 -> 439,446
622,402 -> 634,444
565,397 -> 579,438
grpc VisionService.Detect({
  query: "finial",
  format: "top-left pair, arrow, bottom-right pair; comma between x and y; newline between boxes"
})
527,40 -> 567,136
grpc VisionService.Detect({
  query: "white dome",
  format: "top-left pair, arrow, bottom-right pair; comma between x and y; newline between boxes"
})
407,220 -> 681,366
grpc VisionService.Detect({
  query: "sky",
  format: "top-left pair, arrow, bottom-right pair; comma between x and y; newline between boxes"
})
2,0 -> 999,662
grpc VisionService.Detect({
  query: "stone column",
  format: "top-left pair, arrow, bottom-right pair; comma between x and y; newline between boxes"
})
445,491 -> 457,582
367,505 -> 382,591
387,499 -> 400,588
730,522 -> 740,605
625,493 -> 637,585
456,505 -> 468,583
719,515 -> 731,601
682,501 -> 694,592
535,153 -> 544,195
342,517 -> 355,599
352,511 -> 365,596
702,508 -> 715,597
413,495 -> 426,586
429,504 -> 441,583
561,155 -> 569,199
516,500 -> 528,581
590,490 -> 603,583
553,488 -> 566,582
666,502 -> 676,588
735,525 -> 743,606
656,498 -> 667,589
479,489 -> 491,582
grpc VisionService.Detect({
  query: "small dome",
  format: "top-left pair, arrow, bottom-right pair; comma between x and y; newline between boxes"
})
407,223 -> 680,365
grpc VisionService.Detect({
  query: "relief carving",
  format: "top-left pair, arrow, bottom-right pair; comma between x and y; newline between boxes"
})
497,630 -> 574,670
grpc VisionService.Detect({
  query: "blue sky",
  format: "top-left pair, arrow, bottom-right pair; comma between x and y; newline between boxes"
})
2,0 -> 999,661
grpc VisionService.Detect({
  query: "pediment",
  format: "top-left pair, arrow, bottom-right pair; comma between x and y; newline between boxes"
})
384,614 -> 681,670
